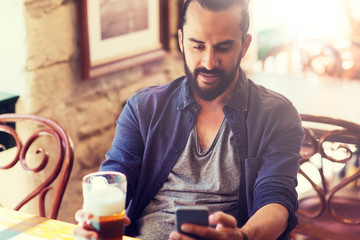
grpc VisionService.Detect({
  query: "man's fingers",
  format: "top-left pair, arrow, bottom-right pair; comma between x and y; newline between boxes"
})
124,215 -> 131,226
169,224 -> 220,240
169,212 -> 242,240
209,211 -> 237,228
181,223 -> 225,240
168,230 -> 196,240
73,224 -> 99,240
168,229 -> 203,240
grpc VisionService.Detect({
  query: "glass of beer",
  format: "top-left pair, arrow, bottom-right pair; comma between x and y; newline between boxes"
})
77,171 -> 127,240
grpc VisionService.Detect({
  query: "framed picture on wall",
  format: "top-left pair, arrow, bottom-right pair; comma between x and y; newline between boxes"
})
80,0 -> 169,79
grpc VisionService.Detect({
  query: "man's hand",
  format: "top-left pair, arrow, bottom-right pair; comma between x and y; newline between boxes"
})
73,222 -> 98,240
73,210 -> 131,240
168,211 -> 246,240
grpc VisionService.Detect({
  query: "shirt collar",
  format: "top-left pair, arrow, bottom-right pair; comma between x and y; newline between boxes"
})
177,76 -> 197,110
226,69 -> 249,112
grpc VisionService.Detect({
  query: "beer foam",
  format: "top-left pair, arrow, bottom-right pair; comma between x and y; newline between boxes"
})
84,185 -> 126,216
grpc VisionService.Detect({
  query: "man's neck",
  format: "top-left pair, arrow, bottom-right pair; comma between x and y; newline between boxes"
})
193,72 -> 239,150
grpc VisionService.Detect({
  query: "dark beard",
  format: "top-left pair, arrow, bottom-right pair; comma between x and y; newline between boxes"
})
183,54 -> 242,101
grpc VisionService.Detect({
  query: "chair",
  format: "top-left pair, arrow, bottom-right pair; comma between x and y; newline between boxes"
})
0,114 -> 74,219
290,114 -> 360,240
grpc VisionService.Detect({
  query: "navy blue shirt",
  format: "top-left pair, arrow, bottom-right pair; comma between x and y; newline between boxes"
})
100,71 -> 304,239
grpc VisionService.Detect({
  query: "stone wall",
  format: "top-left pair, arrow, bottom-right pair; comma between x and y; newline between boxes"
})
15,0 -> 183,223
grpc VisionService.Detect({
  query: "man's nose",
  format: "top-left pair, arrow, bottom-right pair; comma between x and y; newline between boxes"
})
202,49 -> 218,70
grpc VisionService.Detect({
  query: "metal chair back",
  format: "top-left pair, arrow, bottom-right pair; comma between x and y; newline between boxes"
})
0,114 -> 74,219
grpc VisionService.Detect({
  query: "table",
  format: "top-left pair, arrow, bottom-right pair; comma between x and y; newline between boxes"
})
250,72 -> 360,124
0,207 -> 138,240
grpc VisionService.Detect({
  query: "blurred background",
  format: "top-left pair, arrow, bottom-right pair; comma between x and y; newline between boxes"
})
0,0 -> 359,224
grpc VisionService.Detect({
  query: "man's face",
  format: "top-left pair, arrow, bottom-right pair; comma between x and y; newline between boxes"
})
179,2 -> 251,101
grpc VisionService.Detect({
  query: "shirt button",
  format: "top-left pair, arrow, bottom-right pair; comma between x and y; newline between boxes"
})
187,116 -> 192,121
156,182 -> 161,187
174,148 -> 179,153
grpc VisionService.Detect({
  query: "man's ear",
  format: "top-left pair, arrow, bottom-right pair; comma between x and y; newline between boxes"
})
241,34 -> 252,58
178,29 -> 184,53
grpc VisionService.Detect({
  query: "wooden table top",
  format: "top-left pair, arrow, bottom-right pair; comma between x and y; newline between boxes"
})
0,207 -> 139,239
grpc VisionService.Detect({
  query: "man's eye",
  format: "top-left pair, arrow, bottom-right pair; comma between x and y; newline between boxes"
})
193,45 -> 204,50
216,46 -> 231,52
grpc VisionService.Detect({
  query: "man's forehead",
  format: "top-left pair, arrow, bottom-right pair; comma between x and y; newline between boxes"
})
183,2 -> 243,40
185,1 -> 243,25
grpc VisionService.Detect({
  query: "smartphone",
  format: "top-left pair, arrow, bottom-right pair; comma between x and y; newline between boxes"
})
175,206 -> 209,237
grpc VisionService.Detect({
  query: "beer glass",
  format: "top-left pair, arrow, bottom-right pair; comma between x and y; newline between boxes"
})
77,171 -> 127,240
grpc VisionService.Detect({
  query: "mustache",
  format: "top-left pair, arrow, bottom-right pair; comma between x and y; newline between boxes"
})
194,68 -> 225,76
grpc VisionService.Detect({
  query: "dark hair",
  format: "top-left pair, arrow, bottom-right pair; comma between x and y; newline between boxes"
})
180,0 -> 250,41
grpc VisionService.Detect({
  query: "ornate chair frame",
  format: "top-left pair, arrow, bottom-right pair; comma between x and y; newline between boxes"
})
291,114 -> 360,239
0,114 -> 74,219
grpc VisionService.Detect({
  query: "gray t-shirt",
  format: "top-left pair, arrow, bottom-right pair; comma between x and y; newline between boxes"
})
136,119 -> 240,240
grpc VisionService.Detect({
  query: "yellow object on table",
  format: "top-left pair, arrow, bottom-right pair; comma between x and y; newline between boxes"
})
0,207 -> 139,239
